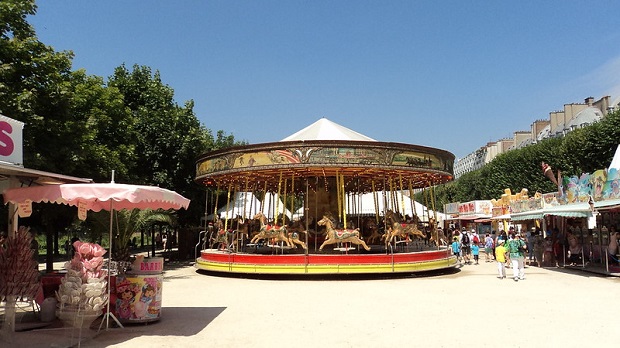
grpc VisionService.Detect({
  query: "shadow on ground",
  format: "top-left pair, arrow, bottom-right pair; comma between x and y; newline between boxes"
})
195,266 -> 460,281
1,306 -> 225,348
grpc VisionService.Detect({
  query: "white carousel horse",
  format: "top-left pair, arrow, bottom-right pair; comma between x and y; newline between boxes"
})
250,212 -> 292,247
317,214 -> 370,251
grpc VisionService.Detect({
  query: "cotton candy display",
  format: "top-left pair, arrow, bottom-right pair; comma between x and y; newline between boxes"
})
56,241 -> 108,312
0,226 -> 40,302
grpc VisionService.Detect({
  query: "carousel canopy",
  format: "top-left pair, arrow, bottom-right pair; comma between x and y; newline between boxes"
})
196,118 -> 454,192
280,118 -> 376,142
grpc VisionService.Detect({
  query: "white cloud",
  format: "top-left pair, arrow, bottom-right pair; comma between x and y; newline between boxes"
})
578,55 -> 620,99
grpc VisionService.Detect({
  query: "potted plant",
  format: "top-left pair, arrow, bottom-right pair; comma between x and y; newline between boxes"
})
55,240 -> 108,328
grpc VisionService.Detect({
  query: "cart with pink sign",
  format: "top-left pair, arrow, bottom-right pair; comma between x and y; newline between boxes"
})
113,257 -> 164,323
2,174 -> 190,330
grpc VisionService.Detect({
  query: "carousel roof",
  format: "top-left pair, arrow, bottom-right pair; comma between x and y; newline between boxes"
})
280,118 -> 376,142
195,117 -> 454,191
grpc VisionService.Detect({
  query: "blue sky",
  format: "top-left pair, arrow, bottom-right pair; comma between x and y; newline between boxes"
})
29,1 -> 620,159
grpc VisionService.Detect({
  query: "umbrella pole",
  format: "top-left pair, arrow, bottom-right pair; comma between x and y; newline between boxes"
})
99,201 -> 124,331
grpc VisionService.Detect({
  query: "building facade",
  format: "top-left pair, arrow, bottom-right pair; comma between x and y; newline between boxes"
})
454,95 -> 617,179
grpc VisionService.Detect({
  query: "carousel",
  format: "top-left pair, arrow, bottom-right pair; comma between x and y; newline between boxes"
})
194,118 -> 457,275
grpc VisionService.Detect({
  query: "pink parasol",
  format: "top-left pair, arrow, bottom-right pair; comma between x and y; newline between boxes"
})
2,180 -> 190,330
2,183 -> 190,213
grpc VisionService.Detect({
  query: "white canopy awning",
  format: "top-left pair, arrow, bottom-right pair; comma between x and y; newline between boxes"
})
217,192 -> 293,219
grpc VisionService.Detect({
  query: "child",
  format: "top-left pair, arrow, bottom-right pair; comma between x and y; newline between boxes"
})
471,242 -> 480,265
451,237 -> 462,264
495,240 -> 508,279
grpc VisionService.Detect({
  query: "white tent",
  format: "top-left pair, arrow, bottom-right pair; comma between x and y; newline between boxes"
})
261,192 -> 293,219
345,190 -> 446,224
608,144 -> 620,171
216,191 -> 261,219
216,191 -> 293,220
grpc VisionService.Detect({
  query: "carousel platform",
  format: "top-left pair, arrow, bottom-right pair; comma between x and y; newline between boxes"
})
195,246 -> 457,275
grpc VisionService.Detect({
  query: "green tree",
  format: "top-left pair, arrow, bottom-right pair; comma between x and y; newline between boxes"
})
0,0 -> 75,170
108,64 -> 245,225
431,109 -> 620,210
87,209 -> 177,261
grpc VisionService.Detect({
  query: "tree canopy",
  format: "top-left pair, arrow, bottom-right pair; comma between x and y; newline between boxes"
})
0,1 -> 245,233
428,110 -> 620,211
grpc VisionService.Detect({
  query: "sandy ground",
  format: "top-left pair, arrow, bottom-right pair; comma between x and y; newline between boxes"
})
2,258 -> 619,348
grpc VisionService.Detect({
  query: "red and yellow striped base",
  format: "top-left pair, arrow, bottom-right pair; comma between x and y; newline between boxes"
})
196,248 -> 457,275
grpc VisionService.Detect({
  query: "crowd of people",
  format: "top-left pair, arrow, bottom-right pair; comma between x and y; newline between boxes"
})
449,226 -> 545,282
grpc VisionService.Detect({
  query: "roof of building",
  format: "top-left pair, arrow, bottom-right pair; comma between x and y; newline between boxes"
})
566,106 -> 603,129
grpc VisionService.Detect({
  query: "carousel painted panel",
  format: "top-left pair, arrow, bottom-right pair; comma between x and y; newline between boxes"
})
307,147 -> 383,165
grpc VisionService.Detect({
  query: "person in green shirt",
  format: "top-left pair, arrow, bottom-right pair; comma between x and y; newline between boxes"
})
506,233 -> 527,281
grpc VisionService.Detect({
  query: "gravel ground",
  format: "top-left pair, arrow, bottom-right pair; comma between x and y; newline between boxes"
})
2,259 -> 619,347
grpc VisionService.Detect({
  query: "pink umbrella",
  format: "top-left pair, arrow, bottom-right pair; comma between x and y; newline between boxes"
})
3,183 -> 190,213
2,181 -> 190,330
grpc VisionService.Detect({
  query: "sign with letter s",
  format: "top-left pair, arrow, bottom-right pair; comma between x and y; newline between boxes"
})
0,114 -> 24,165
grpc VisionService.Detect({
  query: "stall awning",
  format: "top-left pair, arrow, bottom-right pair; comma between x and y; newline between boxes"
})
543,202 -> 591,218
511,203 -> 592,221
491,214 -> 511,220
458,214 -> 491,221
510,210 -> 544,221
594,198 -> 620,211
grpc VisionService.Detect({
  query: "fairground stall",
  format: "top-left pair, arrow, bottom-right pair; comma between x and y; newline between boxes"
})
505,159 -> 620,275
194,119 -> 457,275
443,200 -> 494,238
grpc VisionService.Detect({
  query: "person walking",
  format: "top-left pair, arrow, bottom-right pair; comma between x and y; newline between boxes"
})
526,227 -> 535,264
484,233 -> 494,262
506,233 -> 527,281
533,231 -> 544,267
451,237 -> 462,265
495,240 -> 508,279
460,228 -> 471,264
471,242 -> 480,265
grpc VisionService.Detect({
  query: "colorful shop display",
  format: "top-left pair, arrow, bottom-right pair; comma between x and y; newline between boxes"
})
113,257 -> 164,323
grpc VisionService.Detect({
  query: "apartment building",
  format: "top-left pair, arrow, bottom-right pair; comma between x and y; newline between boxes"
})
454,95 -> 618,179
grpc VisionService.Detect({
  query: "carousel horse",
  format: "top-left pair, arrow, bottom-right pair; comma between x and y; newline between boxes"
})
230,215 -> 250,240
383,210 -> 426,247
317,214 -> 371,251
250,212 -> 292,247
364,217 -> 383,245
287,218 -> 308,250
427,217 -> 448,246
209,217 -> 228,250
288,230 -> 308,250
210,226 -> 234,251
